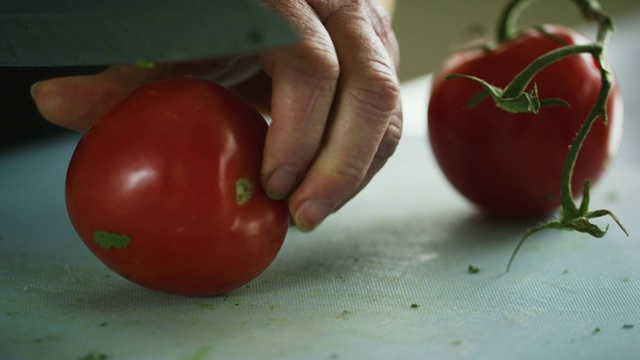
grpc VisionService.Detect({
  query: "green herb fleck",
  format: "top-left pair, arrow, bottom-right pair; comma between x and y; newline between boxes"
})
410,303 -> 420,309
185,346 -> 211,360
135,59 -> 155,68
593,327 -> 601,334
77,352 -> 107,360
93,230 -> 131,250
467,265 -> 480,274
451,340 -> 463,346
336,309 -> 350,319
236,178 -> 254,205
623,277 -> 631,282
622,324 -> 634,330
562,269 -> 570,274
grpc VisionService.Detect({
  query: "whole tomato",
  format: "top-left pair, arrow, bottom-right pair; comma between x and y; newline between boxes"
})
428,25 -> 623,217
65,78 -> 289,296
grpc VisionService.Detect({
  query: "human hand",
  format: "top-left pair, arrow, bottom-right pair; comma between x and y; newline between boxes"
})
31,0 -> 402,231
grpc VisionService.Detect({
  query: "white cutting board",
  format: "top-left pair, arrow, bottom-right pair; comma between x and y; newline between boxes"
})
2,12 -> 640,360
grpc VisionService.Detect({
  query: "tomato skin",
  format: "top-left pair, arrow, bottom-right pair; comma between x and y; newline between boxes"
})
65,78 -> 289,296
428,25 -> 623,217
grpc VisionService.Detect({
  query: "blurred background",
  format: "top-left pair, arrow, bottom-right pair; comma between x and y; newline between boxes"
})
392,0 -> 640,81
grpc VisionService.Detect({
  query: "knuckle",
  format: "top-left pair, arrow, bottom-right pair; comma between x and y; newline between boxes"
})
330,158 -> 367,193
348,70 -> 400,121
292,38 -> 341,84
376,109 -> 403,161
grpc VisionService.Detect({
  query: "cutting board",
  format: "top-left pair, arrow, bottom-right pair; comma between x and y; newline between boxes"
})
2,12 -> 640,360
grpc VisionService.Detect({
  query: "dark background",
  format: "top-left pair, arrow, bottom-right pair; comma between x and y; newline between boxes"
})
0,67 -> 103,150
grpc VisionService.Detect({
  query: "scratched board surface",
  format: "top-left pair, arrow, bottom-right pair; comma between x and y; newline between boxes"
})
2,13 -> 640,360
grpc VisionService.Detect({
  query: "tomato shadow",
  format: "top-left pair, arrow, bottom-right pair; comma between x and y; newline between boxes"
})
433,210 -> 548,253
248,208 -> 549,294
45,208 -> 549,315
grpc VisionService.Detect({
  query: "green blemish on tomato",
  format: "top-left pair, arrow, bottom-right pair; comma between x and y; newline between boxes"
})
236,178 -> 253,205
93,230 -> 131,250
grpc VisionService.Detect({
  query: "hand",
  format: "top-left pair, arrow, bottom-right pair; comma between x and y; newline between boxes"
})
31,0 -> 402,231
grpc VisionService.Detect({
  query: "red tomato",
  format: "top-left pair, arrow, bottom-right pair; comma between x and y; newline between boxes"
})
428,25 -> 623,216
65,78 -> 289,296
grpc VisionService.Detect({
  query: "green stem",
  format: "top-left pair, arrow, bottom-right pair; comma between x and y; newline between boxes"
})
571,0 -> 616,43
497,0 -> 536,43
489,0 -> 625,272
498,0 -> 615,44
501,44 -> 603,98
506,221 -> 562,272
493,43 -> 609,217
496,0 -> 615,218
560,52 -> 612,218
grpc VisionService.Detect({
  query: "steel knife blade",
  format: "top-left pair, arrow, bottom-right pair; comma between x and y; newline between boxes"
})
0,0 -> 299,66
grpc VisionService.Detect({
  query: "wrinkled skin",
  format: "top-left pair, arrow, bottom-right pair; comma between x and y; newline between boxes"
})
32,0 -> 402,231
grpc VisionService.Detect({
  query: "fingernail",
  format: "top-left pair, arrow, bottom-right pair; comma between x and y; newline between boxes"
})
30,81 -> 40,99
265,166 -> 298,200
295,199 -> 332,232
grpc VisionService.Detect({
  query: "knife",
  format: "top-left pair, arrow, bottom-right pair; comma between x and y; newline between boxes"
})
0,0 -> 299,66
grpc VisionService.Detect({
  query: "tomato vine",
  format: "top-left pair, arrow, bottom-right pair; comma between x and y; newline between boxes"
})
447,0 -> 628,271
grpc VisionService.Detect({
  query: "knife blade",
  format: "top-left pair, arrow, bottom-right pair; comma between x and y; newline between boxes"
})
0,0 -> 299,66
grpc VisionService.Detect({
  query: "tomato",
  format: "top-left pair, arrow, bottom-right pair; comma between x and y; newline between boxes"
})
428,25 -> 623,217
65,78 -> 289,296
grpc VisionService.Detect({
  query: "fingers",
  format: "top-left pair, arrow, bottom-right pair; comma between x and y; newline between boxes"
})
258,0 -> 340,202
338,100 -> 403,211
261,0 -> 402,231
31,64 -> 163,131
292,2 -> 401,231
31,0 -> 402,234
31,56 -> 261,131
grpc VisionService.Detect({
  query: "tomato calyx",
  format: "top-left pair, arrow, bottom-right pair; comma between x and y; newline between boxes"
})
453,41 -> 611,115
447,0 -> 628,271
446,74 -> 568,114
